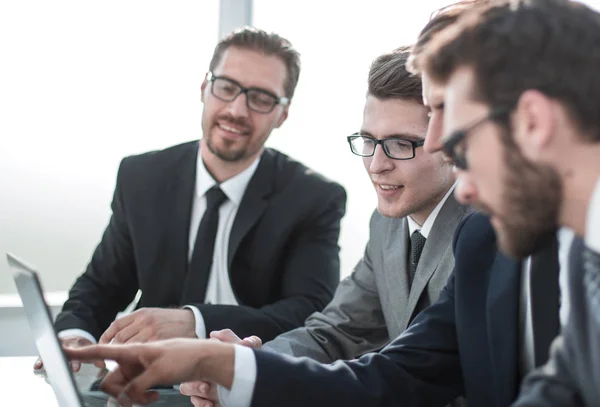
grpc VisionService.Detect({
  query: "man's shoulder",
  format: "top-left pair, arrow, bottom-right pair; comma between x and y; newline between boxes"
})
265,148 -> 346,197
120,140 -> 198,171
452,212 -> 497,258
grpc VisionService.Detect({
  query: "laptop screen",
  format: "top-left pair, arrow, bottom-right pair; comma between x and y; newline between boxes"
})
7,253 -> 84,407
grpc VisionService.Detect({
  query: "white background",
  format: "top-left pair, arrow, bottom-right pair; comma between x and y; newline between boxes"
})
2,0 -> 598,296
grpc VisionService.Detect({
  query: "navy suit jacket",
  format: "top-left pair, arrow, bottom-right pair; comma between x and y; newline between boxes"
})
250,213 -> 558,407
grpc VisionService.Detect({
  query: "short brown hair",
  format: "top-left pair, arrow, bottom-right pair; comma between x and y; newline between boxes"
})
421,0 -> 600,141
368,46 -> 422,103
409,0 -> 489,74
209,26 -> 301,99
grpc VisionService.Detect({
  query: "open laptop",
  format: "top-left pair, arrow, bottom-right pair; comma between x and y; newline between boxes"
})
6,253 -> 191,406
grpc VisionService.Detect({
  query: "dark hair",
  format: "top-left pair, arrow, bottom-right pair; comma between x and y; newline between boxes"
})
422,0 -> 600,141
209,26 -> 301,99
409,0 -> 489,74
368,46 -> 422,103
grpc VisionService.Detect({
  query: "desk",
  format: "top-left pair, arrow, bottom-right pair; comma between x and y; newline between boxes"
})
0,356 -> 60,405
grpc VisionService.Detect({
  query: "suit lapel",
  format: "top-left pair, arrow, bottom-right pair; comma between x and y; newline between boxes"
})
406,194 -> 466,324
163,141 -> 199,304
382,218 -> 411,334
227,149 -> 274,269
486,252 -> 521,405
529,236 -> 560,366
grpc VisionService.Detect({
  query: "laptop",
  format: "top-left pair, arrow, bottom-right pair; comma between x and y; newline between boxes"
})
6,253 -> 192,406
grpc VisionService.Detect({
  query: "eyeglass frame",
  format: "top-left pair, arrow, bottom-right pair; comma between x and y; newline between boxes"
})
347,133 -> 425,160
206,71 -> 290,114
442,106 -> 512,170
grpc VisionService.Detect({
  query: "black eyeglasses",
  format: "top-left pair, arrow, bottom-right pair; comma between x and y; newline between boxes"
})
442,107 -> 511,170
347,133 -> 424,160
207,71 -> 289,114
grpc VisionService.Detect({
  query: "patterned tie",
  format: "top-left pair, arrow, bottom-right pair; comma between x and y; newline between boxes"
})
182,186 -> 228,304
409,230 -> 427,286
583,247 -> 600,326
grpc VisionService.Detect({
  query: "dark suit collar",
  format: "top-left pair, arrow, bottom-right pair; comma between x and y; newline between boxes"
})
486,251 -> 521,405
162,141 -> 200,304
228,149 -> 275,268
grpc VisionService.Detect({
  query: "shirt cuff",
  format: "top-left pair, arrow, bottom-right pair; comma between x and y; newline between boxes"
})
182,305 -> 206,339
217,344 -> 257,407
57,329 -> 97,344
585,177 -> 600,253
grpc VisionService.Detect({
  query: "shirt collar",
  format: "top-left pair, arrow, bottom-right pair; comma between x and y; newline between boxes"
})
195,147 -> 261,206
407,182 -> 456,239
585,176 -> 600,252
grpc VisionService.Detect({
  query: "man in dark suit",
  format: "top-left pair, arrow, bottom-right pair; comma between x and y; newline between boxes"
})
37,27 -> 346,370
62,6 -> 569,406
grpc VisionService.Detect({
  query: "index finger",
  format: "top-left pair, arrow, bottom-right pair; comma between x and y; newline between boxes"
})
65,344 -> 129,364
100,315 -> 135,344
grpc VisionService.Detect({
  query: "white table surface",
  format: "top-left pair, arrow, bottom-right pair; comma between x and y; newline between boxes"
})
0,356 -> 61,405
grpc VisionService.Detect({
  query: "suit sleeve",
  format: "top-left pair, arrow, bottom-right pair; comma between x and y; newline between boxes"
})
192,183 -> 347,342
250,272 -> 462,407
53,157 -> 140,340
263,211 -> 388,362
246,214 -> 482,407
511,335 -> 583,406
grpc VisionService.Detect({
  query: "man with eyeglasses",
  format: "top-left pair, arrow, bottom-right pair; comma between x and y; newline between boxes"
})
179,46 -> 467,406
62,4 -> 573,407
35,26 -> 347,372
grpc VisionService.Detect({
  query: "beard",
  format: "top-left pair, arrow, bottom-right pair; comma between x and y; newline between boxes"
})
489,136 -> 562,259
203,113 -> 255,162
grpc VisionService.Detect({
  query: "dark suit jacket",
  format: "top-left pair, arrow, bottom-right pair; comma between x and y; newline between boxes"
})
250,213 -> 560,407
54,141 -> 347,342
514,237 -> 592,406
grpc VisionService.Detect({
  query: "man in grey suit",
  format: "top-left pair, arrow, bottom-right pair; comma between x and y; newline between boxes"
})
180,47 -> 468,404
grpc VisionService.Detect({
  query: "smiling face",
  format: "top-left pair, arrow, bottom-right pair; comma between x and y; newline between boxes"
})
200,46 -> 289,165
444,67 -> 561,257
361,95 -> 455,224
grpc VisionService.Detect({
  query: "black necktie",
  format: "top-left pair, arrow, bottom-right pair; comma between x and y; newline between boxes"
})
529,236 -> 560,367
182,186 -> 227,304
409,230 -> 427,286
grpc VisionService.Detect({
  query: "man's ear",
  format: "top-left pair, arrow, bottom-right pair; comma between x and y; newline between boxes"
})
275,105 -> 290,128
513,90 -> 555,160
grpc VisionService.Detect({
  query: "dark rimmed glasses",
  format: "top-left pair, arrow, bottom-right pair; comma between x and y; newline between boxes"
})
347,133 -> 425,160
442,107 -> 511,170
207,71 -> 289,114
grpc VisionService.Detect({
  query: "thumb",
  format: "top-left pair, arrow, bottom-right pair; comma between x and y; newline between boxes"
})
209,329 -> 242,344
124,369 -> 161,404
241,336 -> 262,349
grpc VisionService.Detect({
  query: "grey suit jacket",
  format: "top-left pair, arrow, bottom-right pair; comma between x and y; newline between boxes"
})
264,193 -> 470,363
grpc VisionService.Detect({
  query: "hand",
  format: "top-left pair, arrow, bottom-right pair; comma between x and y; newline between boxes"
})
33,336 -> 101,372
99,308 -> 196,344
64,338 -> 235,406
180,329 -> 262,407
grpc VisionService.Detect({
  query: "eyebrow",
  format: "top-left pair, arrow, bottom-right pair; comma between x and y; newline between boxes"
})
358,130 -> 424,142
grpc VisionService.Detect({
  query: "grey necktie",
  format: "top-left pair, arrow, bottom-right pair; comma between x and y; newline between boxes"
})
409,230 -> 427,286
583,247 -> 600,325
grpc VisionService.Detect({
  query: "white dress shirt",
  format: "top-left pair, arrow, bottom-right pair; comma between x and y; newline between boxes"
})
184,149 -> 260,338
218,183 -> 457,407
586,177 -> 600,253
406,182 -> 456,238
59,145 -> 260,343
519,227 -> 572,375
